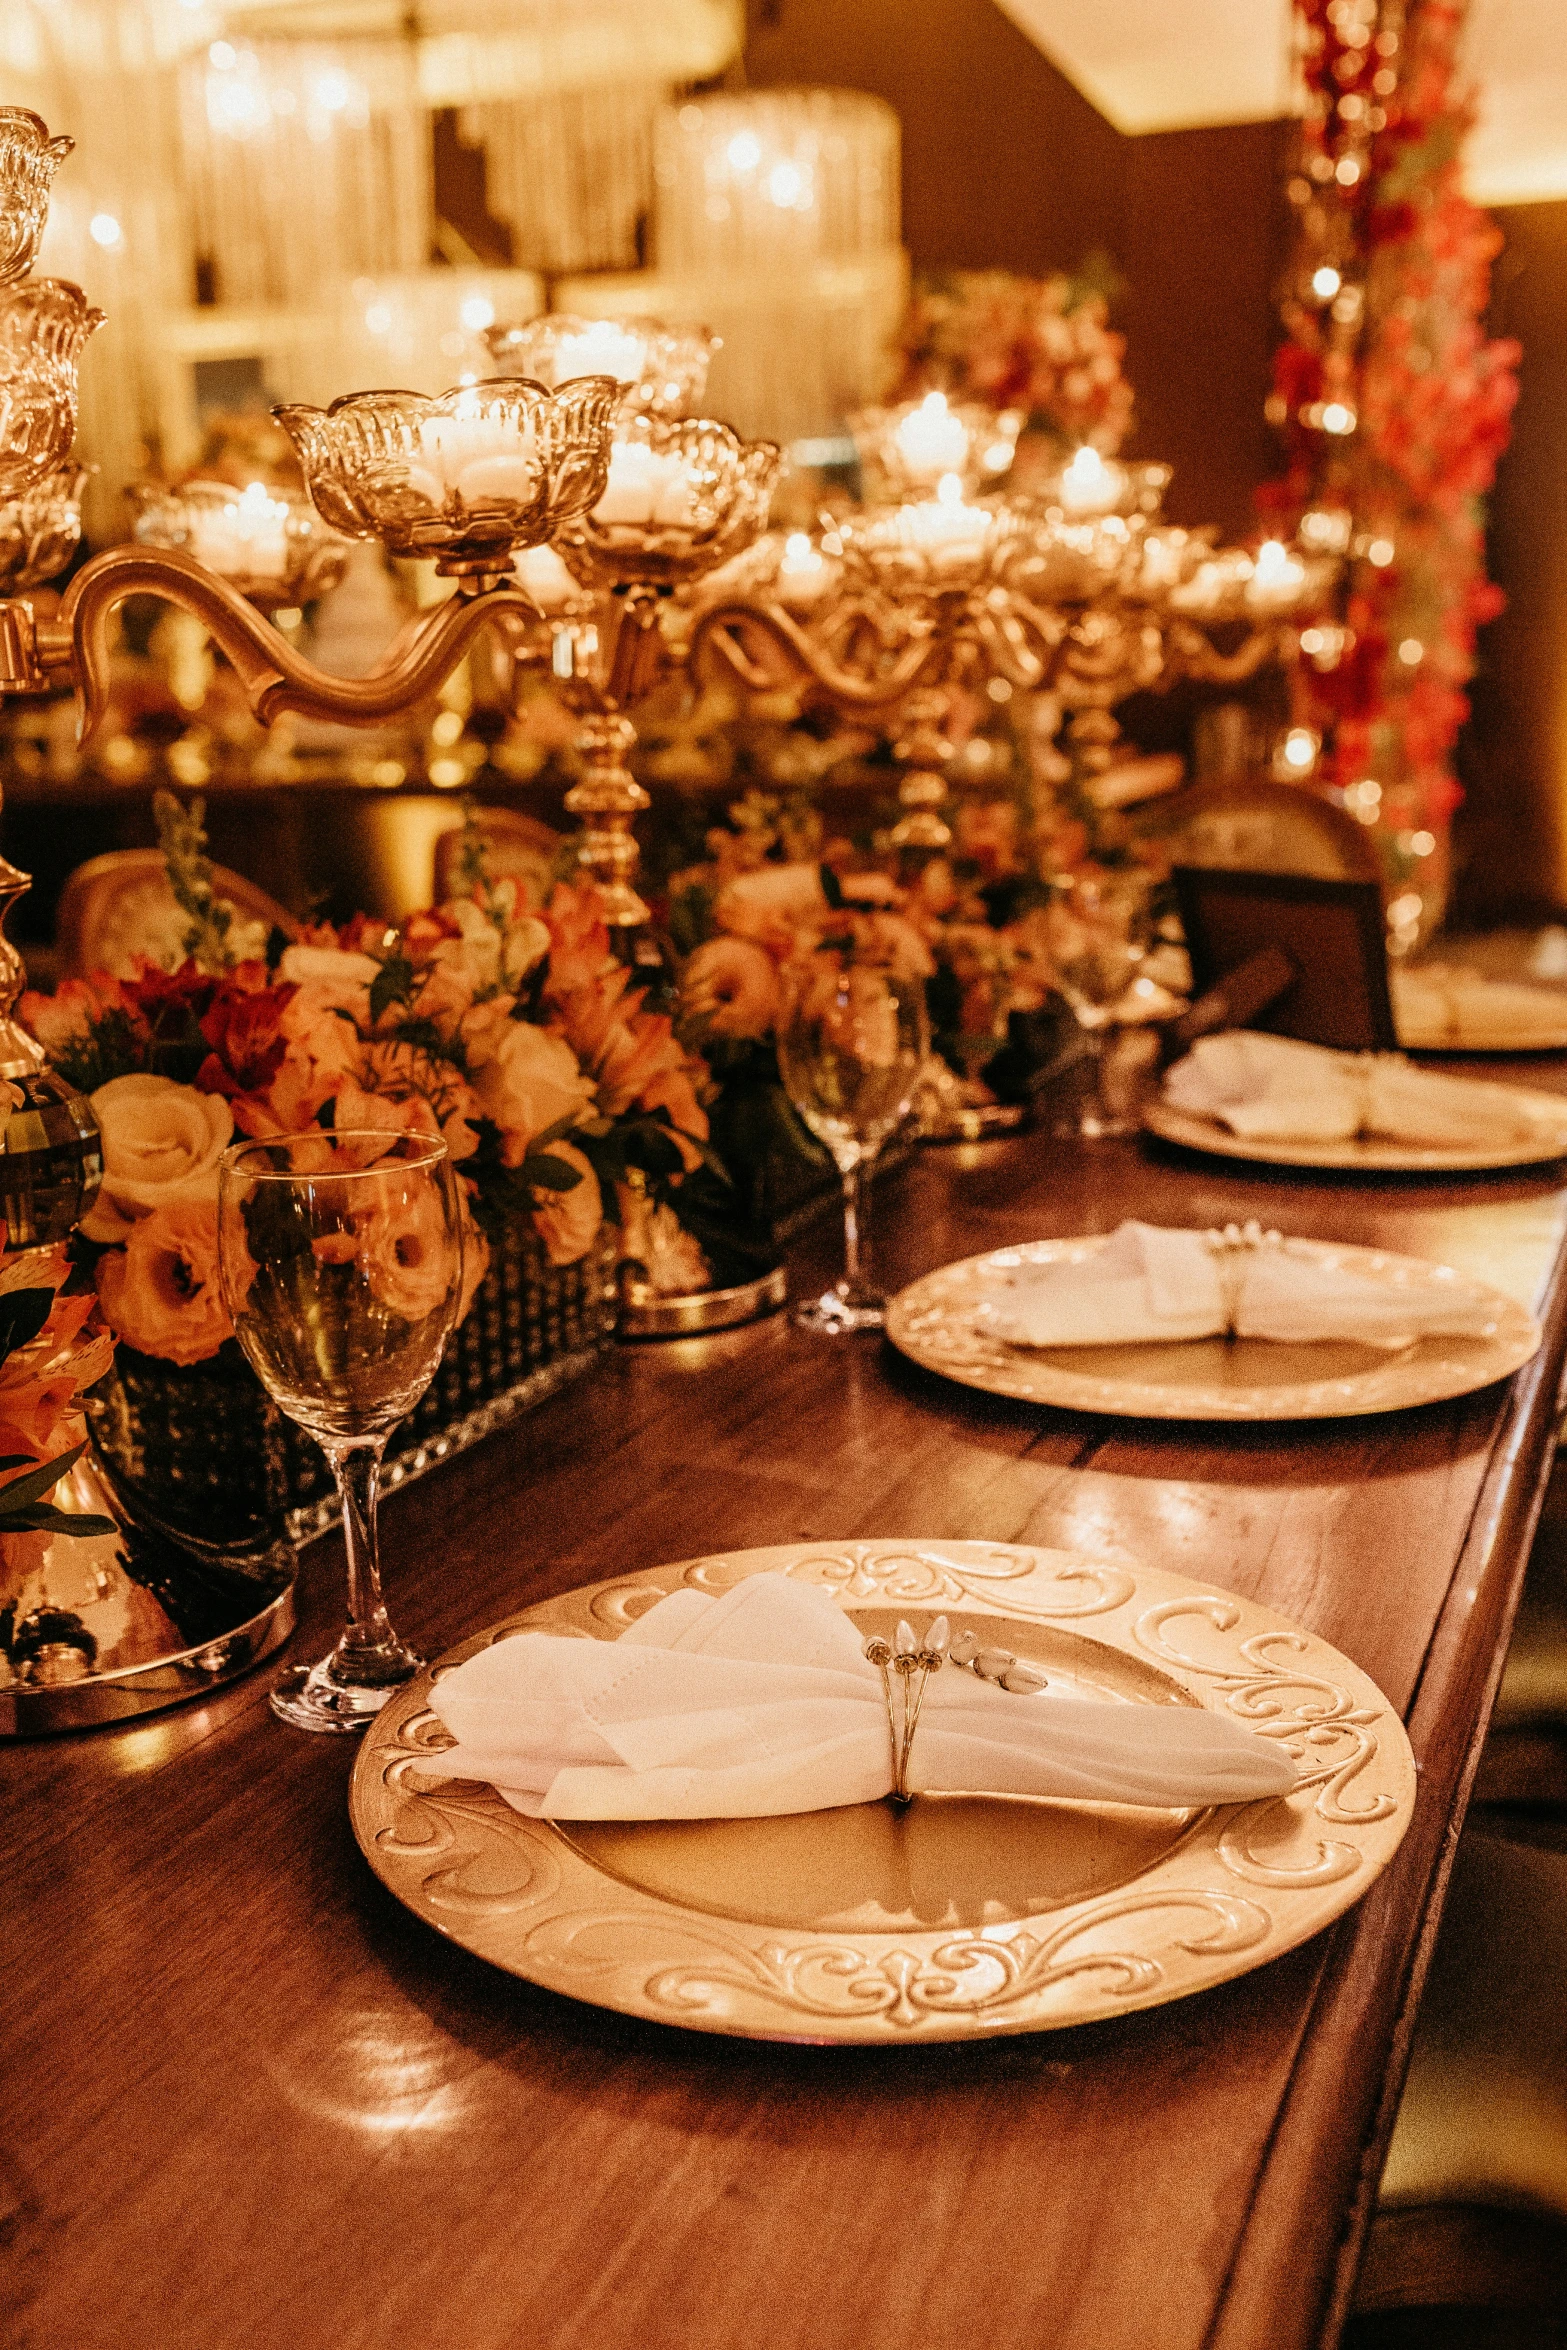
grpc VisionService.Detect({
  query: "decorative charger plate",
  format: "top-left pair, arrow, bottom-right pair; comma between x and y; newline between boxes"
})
350,1541 -> 1417,2043
1398,1020 -> 1567,1054
1144,1094 -> 1567,1173
884,1237 -> 1541,1421
1393,990 -> 1567,1054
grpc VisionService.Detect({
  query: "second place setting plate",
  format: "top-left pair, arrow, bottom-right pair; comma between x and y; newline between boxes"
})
1143,1092 -> 1567,1173
884,1235 -> 1541,1421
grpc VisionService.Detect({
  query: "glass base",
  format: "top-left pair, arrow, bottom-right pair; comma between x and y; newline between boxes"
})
1057,1106 -> 1138,1140
270,1647 -> 424,1734
793,1288 -> 886,1334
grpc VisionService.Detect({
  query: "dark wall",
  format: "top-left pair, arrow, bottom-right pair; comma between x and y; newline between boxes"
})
1455,201 -> 1567,921
743,0 -> 1292,539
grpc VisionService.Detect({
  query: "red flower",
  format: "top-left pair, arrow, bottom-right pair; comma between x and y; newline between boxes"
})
196,981 -> 295,1099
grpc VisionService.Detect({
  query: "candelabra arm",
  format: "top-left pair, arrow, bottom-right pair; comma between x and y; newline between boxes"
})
52,547 -> 543,750
1163,615 -> 1286,688
690,598 -> 941,711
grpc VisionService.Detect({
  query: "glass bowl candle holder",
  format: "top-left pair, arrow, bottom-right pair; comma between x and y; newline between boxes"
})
556,414 -> 781,592
483,313 -> 719,421
0,109 -> 73,286
849,392 -> 1023,504
0,278 -> 104,500
127,479 -> 351,610
273,375 -> 619,581
1031,445 -> 1173,520
834,474 -> 1023,597
0,462 -> 87,593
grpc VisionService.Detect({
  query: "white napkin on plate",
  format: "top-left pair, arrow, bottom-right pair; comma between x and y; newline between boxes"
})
419,1571 -> 1297,1820
1394,964 -> 1567,1045
983,1220 -> 1504,1352
1164,1030 -> 1559,1147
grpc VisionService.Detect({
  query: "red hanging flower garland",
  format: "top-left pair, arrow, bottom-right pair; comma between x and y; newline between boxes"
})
1260,0 -> 1518,936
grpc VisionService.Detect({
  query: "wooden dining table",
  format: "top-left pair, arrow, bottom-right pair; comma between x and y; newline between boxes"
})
12,1075 -> 1567,2350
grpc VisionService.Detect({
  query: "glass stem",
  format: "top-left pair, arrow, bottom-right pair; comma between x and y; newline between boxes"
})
1084,1025 -> 1108,1106
840,1154 -> 870,1299
324,1437 -> 398,1676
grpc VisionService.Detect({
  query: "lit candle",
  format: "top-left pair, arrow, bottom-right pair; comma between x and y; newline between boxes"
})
592,440 -> 697,527
513,542 -> 579,609
410,393 -> 541,507
893,391 -> 970,484
1056,445 -> 1126,517
550,321 -> 649,387
891,474 -> 992,570
775,530 -> 830,607
189,481 -> 290,579
1245,538 -> 1307,614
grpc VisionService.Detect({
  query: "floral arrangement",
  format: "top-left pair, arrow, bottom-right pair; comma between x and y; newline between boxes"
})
1260,0 -> 1519,929
20,796 -> 720,1367
892,263 -> 1134,454
673,774 -> 1134,1126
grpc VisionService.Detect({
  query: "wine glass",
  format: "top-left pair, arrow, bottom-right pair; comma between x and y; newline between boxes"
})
777,946 -> 929,1333
1047,868 -> 1154,1137
217,1128 -> 464,1733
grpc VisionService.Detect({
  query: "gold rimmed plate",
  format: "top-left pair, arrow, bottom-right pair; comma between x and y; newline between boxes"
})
1144,1095 -> 1567,1174
884,1237 -> 1541,1421
350,1541 -> 1416,2043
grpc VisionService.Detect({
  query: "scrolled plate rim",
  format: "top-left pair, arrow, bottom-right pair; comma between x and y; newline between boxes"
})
884,1235 -> 1541,1421
350,1540 -> 1417,2043
1144,1096 -> 1567,1173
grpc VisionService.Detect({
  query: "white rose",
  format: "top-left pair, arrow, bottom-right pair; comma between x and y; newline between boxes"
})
80,1076 -> 235,1245
277,944 -> 382,1023
278,945 -> 383,987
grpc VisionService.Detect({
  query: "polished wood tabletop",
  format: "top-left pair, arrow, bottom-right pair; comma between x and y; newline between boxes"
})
12,1081 -> 1567,2350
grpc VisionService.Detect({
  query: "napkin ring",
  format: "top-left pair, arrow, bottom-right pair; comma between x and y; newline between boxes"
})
1205,1220 -> 1283,1330
863,1618 -> 948,1805
863,1619 -> 1050,1804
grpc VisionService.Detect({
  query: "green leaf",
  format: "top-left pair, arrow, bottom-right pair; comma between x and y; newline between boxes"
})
0,1505 -> 117,1538
519,1153 -> 582,1193
527,1113 -> 584,1154
0,1440 -> 88,1515
0,1286 -> 54,1366
819,861 -> 845,911
369,955 -> 415,1024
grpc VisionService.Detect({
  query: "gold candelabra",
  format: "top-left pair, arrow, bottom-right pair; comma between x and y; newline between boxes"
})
688,496 -> 1323,853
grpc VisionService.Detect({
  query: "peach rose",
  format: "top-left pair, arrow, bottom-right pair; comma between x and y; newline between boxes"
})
530,1142 -> 603,1267
80,1076 -> 235,1245
467,1015 -> 596,1166
355,1175 -> 461,1325
680,937 -> 781,1039
96,1201 -> 234,1365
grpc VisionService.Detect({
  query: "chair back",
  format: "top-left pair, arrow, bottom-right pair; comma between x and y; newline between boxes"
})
433,807 -> 567,909
1142,778 -> 1381,884
55,849 -> 299,979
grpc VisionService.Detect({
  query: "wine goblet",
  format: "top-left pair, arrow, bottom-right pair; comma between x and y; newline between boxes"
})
778,946 -> 929,1333
1047,868 -> 1154,1138
217,1128 -> 463,1733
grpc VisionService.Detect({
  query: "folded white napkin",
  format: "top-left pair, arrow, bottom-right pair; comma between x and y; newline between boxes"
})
983,1220 -> 1504,1352
419,1571 -> 1296,1819
1394,964 -> 1567,1046
1164,1030 -> 1559,1147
